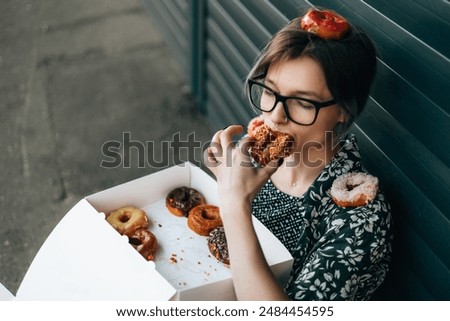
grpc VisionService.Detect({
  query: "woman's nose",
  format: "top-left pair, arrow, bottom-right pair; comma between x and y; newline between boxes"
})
270,101 -> 288,125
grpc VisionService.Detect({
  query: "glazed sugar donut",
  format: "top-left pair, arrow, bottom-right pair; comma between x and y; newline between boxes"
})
248,121 -> 294,167
330,172 -> 379,207
300,9 -> 350,40
129,229 -> 158,261
106,206 -> 149,237
207,227 -> 230,265
187,204 -> 223,236
166,186 -> 206,217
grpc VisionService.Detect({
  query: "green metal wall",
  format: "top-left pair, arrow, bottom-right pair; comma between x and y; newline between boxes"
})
142,0 -> 450,300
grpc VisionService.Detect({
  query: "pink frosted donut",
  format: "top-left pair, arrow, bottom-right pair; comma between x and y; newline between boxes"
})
330,172 -> 379,207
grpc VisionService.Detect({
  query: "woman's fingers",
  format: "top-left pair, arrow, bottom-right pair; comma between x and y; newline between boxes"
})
204,125 -> 242,173
234,136 -> 255,169
205,128 -> 225,165
203,146 -> 218,176
218,125 -> 244,164
219,125 -> 244,149
204,124 -> 283,180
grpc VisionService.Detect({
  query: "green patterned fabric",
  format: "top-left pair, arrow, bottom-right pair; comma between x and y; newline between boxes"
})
252,134 -> 393,300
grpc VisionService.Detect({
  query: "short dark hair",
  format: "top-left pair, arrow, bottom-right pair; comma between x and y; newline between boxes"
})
246,15 -> 377,130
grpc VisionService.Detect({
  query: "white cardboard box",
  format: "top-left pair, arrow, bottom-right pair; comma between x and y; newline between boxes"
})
1,163 -> 293,301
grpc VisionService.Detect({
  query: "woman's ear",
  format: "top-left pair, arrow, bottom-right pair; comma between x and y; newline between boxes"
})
334,107 -> 349,137
337,107 -> 348,123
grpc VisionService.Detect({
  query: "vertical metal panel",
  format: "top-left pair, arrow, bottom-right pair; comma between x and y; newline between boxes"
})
190,0 -> 206,112
141,0 -> 190,72
305,0 -> 450,299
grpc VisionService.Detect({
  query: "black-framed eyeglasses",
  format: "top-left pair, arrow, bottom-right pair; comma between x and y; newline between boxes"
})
247,78 -> 336,126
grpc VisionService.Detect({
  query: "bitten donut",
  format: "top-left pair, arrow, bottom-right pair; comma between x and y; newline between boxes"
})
166,186 -> 206,217
187,204 -> 223,236
330,172 -> 379,207
106,206 -> 149,237
247,115 -> 265,137
128,229 -> 158,261
300,9 -> 350,40
248,120 -> 294,167
207,227 -> 230,265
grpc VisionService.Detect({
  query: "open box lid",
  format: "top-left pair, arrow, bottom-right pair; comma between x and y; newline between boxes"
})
14,199 -> 176,301
5,163 -> 292,301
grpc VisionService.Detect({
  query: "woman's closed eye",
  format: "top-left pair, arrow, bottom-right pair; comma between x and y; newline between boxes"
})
262,88 -> 275,97
291,99 -> 315,109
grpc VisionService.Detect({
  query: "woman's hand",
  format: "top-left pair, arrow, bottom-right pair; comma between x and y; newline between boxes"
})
203,125 -> 289,300
204,125 -> 281,213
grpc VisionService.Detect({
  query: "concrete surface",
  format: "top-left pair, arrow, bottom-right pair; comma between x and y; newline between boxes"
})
0,0 -> 215,296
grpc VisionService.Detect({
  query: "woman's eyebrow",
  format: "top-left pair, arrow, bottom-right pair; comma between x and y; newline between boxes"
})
264,78 -> 322,100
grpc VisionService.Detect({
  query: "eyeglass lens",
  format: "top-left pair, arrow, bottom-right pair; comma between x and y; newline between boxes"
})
250,82 -> 317,125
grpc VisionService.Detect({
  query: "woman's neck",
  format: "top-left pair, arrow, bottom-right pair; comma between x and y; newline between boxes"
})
271,136 -> 341,197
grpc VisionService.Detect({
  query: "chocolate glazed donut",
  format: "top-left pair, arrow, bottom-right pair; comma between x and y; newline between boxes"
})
165,186 -> 206,217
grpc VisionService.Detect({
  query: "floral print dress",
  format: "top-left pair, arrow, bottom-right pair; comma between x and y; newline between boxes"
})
252,134 -> 393,300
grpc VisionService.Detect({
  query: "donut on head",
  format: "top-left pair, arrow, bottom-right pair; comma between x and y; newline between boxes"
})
300,8 -> 350,40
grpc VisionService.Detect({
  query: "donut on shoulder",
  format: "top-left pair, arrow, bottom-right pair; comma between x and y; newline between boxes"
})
129,229 -> 158,261
187,204 -> 223,236
330,172 -> 379,207
207,227 -> 229,265
106,206 -> 149,237
166,186 -> 206,217
247,117 -> 294,166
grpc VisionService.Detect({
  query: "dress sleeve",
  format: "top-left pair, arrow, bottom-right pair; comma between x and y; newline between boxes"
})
285,200 -> 392,300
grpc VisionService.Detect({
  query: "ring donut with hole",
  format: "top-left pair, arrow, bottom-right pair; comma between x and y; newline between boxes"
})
300,8 -> 350,40
106,206 -> 149,237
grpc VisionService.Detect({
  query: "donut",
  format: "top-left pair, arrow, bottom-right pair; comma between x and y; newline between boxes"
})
248,121 -> 294,167
128,229 -> 158,261
330,172 -> 379,207
165,186 -> 206,217
106,206 -> 149,237
300,9 -> 350,40
247,115 -> 265,137
187,204 -> 223,236
207,227 -> 230,265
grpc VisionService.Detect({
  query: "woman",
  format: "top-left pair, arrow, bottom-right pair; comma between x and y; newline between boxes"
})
205,9 -> 392,300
